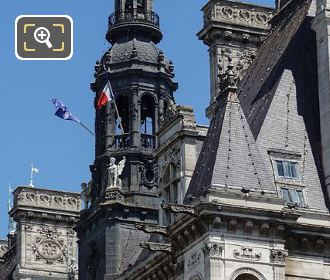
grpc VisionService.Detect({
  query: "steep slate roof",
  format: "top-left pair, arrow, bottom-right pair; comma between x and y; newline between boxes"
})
185,90 -> 274,201
184,0 -> 312,202
237,0 -> 312,138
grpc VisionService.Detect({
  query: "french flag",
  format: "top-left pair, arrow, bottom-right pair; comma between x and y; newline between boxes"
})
97,81 -> 114,109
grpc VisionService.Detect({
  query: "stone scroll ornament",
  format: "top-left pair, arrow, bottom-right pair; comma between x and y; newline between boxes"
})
107,156 -> 126,189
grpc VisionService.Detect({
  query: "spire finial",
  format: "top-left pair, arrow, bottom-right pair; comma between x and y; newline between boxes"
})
8,183 -> 16,234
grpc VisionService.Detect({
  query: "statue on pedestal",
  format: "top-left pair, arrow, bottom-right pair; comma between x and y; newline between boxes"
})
81,180 -> 92,208
107,156 -> 126,189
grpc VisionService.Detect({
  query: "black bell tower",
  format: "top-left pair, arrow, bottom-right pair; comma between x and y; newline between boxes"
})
77,0 -> 178,279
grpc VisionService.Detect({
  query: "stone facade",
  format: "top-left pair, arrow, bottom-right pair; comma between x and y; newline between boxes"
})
0,187 -> 80,280
2,0 -> 330,280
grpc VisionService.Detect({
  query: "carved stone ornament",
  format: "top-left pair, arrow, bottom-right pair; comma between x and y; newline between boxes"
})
187,251 -> 201,269
233,246 -> 262,261
203,242 -> 224,257
105,187 -> 124,202
31,226 -> 65,265
140,242 -> 172,254
161,202 -> 197,216
139,161 -> 159,188
106,156 -> 126,189
270,249 -> 288,263
0,243 -> 9,257
159,147 -> 181,179
135,223 -> 167,236
205,3 -> 272,30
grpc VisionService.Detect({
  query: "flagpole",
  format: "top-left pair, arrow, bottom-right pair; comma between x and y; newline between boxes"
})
29,163 -> 34,187
106,79 -> 125,135
79,122 -> 95,136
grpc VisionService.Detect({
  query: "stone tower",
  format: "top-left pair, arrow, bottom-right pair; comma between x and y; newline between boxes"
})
197,0 -> 273,119
77,0 -> 178,279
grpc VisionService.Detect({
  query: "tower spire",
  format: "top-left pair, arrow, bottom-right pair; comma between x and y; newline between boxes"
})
8,183 -> 15,234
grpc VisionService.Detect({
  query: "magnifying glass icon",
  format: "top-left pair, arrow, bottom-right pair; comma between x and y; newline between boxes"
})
34,27 -> 53,49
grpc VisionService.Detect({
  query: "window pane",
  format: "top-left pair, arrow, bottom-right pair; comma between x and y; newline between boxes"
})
289,189 -> 300,204
282,188 -> 291,203
283,161 -> 291,178
276,161 -> 284,177
297,190 -> 305,207
290,162 -> 298,179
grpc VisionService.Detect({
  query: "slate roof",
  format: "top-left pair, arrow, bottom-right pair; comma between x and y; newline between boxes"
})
237,0 -> 312,138
184,0 -> 312,202
185,90 -> 275,201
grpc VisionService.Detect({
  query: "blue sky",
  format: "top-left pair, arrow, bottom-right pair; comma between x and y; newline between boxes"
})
0,0 -> 274,238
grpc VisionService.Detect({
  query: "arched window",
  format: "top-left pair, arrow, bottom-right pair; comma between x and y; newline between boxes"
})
125,0 -> 133,10
140,95 -> 154,135
163,163 -> 179,225
235,274 -> 259,280
140,94 -> 156,149
137,0 -> 146,11
116,95 -> 129,134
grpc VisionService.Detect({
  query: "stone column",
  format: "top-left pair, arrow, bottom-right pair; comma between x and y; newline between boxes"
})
312,3 -> 330,199
105,102 -> 116,150
131,87 -> 140,148
203,242 -> 224,280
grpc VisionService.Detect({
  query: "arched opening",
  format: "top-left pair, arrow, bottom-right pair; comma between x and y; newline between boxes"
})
235,274 -> 259,280
137,0 -> 146,11
140,94 -> 155,149
125,0 -> 133,11
113,95 -> 130,149
163,163 -> 179,225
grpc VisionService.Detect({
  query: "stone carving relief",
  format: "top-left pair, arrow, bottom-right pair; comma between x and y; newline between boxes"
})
270,249 -> 288,263
189,273 -> 203,280
0,243 -> 9,257
203,242 -> 224,257
159,147 -> 181,180
233,246 -> 262,261
204,4 -> 272,29
230,267 -> 266,280
139,160 -> 159,188
31,226 -> 66,265
140,242 -> 172,254
187,251 -> 201,269
17,190 -> 80,211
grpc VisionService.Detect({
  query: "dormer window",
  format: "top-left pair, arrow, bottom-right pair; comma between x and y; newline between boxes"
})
281,187 -> 305,207
276,160 -> 299,179
268,149 -> 307,208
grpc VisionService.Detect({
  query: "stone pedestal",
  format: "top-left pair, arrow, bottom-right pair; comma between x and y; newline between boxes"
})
105,187 -> 125,202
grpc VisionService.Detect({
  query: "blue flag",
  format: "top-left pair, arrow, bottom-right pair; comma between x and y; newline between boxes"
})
51,98 -> 80,123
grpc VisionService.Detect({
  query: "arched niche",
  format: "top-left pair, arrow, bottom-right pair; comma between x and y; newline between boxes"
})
230,268 -> 266,280
189,273 -> 203,280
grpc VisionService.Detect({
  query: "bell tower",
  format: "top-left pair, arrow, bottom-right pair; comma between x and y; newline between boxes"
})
77,0 -> 178,279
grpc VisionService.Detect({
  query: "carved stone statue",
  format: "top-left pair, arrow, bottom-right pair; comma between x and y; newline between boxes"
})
68,258 -> 78,280
107,156 -> 126,189
81,180 -> 92,208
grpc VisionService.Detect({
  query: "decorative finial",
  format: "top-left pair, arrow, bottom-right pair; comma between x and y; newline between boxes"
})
8,183 -> 16,234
